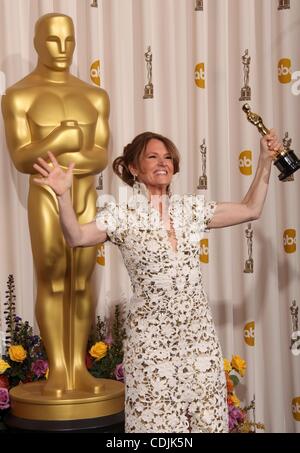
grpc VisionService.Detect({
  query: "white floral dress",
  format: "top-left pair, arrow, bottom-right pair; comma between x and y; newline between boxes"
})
96,185 -> 228,433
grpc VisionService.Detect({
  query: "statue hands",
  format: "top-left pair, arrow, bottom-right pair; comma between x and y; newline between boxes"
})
33,151 -> 74,196
260,129 -> 284,161
50,120 -> 83,155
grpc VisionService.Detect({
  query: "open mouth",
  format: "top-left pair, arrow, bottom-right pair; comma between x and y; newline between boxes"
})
154,171 -> 168,175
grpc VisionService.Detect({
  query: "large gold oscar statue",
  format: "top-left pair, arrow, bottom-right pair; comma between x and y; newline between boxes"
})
1,13 -> 124,424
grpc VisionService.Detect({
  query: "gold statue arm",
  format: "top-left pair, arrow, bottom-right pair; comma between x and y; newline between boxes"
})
68,90 -> 110,175
1,93 -> 83,174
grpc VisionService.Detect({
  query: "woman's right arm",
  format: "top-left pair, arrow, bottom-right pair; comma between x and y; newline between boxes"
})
33,151 -> 107,247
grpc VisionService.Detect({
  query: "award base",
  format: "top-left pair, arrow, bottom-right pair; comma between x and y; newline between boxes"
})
239,86 -> 251,101
195,3 -> 203,11
244,259 -> 253,274
143,84 -> 153,99
274,150 -> 300,181
7,379 -> 124,422
290,332 -> 300,351
282,174 -> 294,182
278,2 -> 290,10
197,175 -> 207,190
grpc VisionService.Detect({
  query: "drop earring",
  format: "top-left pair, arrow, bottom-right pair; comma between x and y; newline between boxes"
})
132,173 -> 141,198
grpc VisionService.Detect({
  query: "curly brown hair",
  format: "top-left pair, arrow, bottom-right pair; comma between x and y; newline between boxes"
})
112,132 -> 180,187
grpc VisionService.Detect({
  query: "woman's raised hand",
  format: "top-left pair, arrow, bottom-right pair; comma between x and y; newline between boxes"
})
33,151 -> 75,196
260,129 -> 283,161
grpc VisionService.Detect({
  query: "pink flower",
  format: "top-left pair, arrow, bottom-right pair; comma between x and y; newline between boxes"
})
0,388 -> 10,410
114,363 -> 124,382
0,375 -> 9,389
228,404 -> 245,431
85,354 -> 93,370
104,335 -> 113,346
31,359 -> 48,377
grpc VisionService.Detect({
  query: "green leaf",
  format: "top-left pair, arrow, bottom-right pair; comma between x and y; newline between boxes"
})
230,374 -> 240,386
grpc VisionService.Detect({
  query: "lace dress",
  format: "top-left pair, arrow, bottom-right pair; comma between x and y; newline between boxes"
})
96,186 -> 228,433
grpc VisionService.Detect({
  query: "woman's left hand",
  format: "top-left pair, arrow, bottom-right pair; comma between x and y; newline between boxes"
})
260,129 -> 284,161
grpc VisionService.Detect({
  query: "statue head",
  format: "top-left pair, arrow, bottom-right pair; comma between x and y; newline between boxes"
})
34,13 -> 75,71
242,103 -> 251,114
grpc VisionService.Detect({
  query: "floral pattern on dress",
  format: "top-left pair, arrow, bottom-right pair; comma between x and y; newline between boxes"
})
96,185 -> 228,433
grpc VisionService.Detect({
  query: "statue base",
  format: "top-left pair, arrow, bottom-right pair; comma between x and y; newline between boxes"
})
197,175 -> 207,190
143,84 -> 154,99
282,174 -> 294,182
274,149 -> 300,181
244,259 -> 253,273
8,379 -> 124,421
195,3 -> 203,11
278,3 -> 290,10
239,86 -> 251,101
290,332 -> 300,351
4,411 -> 124,433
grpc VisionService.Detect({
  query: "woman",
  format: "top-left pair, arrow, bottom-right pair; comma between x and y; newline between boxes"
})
33,130 -> 281,433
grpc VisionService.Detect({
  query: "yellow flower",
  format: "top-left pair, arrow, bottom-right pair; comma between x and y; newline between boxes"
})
230,393 -> 241,407
0,359 -> 11,374
231,355 -> 246,377
223,358 -> 232,373
45,368 -> 49,380
8,345 -> 27,362
89,341 -> 108,361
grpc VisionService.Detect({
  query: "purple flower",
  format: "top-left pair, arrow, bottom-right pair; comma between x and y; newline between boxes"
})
0,388 -> 10,410
228,404 -> 245,431
31,359 -> 48,377
114,363 -> 124,382
104,335 -> 113,346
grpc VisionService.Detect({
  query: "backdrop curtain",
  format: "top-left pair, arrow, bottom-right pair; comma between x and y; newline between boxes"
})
0,0 -> 299,433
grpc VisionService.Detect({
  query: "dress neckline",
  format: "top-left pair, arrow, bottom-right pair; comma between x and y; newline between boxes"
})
132,182 -> 178,255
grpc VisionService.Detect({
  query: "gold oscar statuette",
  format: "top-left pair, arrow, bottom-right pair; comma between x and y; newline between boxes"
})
278,0 -> 290,10
242,104 -> 300,181
239,49 -> 251,101
197,139 -> 207,190
96,172 -> 103,190
243,223 -> 254,274
195,0 -> 204,11
143,46 -> 154,99
1,13 -> 124,425
289,300 -> 299,351
282,132 -> 294,181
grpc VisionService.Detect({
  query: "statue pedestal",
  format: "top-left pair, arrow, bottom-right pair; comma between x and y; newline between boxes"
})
5,379 -> 124,432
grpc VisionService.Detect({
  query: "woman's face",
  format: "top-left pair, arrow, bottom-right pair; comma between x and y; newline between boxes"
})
132,139 -> 174,194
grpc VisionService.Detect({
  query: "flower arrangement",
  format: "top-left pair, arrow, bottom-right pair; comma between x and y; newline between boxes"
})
0,275 -> 125,420
224,355 -> 265,433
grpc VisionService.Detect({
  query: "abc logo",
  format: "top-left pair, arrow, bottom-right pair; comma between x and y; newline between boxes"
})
292,397 -> 300,421
278,58 -> 292,84
90,59 -> 101,86
96,243 -> 105,266
283,229 -> 296,254
200,238 -> 209,264
239,150 -> 252,176
244,321 -> 255,347
194,63 -> 205,89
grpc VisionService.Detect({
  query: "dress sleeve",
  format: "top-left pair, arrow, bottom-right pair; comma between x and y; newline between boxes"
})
95,201 -> 125,246
193,195 -> 217,232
